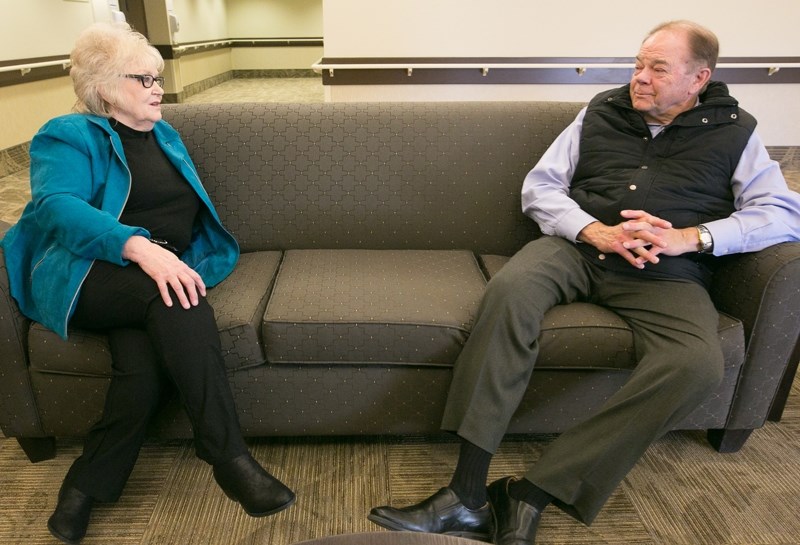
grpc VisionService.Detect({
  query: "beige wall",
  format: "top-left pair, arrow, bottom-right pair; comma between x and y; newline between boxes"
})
0,78 -> 75,150
1,0 -> 323,150
0,0 -> 99,61
1,0 -> 115,149
227,0 -> 322,37
0,0 -> 105,150
225,0 -> 323,73
171,0 -> 228,43
322,0 -> 800,145
179,49 -> 233,85
322,0 -> 800,57
231,47 -> 322,71
171,0 -> 323,91
170,0 -> 322,42
4,1 -> 798,147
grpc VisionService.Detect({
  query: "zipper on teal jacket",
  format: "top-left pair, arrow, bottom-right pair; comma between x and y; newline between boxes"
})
61,133 -> 134,336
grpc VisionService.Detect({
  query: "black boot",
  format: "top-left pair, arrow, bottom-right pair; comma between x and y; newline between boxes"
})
213,453 -> 295,517
47,485 -> 94,545
488,477 -> 543,545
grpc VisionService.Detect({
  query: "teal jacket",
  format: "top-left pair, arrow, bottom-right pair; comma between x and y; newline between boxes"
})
1,114 -> 239,339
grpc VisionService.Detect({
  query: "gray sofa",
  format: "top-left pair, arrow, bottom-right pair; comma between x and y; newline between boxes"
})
2,102 -> 798,463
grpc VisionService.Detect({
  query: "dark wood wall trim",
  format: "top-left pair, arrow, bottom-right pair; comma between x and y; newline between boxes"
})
231,38 -> 324,47
156,38 -> 323,60
0,56 -> 71,88
316,57 -> 800,85
1,39 -> 323,88
4,52 -> 796,89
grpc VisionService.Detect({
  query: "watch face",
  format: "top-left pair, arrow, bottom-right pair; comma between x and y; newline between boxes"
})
697,226 -> 712,252
699,229 -> 712,251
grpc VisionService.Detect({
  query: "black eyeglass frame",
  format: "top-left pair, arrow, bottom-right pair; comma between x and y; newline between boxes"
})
122,74 -> 166,88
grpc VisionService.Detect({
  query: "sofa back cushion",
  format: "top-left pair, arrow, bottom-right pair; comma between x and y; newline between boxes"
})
162,101 -> 583,256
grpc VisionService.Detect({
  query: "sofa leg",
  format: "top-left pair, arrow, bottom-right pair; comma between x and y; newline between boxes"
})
16,437 -> 57,462
707,428 -> 753,453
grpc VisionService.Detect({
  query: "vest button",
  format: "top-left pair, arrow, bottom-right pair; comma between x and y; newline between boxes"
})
598,253 -> 606,260
629,184 -> 637,190
641,165 -> 648,169
731,113 -> 738,119
702,118 -> 709,123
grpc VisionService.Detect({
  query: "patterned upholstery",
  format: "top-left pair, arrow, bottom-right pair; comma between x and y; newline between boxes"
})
27,251 -> 281,435
162,102 -> 555,256
206,251 -> 282,370
28,251 -> 280,374
0,247 -> 41,437
263,249 -> 485,365
710,242 -> 800,428
1,102 -> 797,457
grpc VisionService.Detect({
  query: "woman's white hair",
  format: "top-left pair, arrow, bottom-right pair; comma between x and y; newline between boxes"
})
70,22 -> 164,117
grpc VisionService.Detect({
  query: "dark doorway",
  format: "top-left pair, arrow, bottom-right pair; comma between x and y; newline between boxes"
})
119,0 -> 149,38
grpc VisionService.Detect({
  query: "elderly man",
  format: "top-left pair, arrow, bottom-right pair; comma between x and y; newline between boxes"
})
369,20 -> 800,545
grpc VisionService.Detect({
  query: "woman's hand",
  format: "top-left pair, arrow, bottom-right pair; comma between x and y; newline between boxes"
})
121,235 -> 206,309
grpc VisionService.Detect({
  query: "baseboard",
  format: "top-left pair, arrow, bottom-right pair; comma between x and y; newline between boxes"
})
234,69 -> 319,79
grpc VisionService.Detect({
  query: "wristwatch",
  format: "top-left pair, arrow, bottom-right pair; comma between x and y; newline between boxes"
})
696,224 -> 713,254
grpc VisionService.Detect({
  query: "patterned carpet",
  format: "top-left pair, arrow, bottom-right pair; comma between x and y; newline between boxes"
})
1,373 -> 798,544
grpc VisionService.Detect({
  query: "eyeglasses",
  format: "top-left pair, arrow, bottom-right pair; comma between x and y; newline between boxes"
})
122,74 -> 165,88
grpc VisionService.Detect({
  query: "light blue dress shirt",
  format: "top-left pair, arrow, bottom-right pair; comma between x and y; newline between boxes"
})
521,107 -> 800,255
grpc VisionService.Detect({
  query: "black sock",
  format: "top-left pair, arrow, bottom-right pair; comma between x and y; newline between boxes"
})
508,477 -> 554,512
448,440 -> 492,509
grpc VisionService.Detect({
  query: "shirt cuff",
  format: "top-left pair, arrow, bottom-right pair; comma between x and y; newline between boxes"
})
701,219 -> 737,256
558,209 -> 598,242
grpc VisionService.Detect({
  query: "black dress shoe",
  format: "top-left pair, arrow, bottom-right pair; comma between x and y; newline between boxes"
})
213,453 -> 296,517
488,477 -> 543,545
47,485 -> 94,545
368,487 -> 492,541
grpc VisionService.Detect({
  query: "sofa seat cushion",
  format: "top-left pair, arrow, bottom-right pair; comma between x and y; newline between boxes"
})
479,254 -> 745,371
28,251 -> 282,375
263,249 -> 486,365
537,303 -> 635,370
205,251 -> 282,369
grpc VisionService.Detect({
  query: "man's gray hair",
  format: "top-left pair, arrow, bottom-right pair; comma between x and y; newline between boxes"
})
645,20 -> 719,72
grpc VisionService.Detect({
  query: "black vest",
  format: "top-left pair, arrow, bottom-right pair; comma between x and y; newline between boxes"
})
571,81 -> 757,286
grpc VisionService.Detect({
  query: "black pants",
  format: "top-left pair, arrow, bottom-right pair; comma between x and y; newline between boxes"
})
66,260 -> 248,502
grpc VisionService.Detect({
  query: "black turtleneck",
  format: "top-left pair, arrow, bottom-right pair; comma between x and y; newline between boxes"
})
112,120 -> 200,254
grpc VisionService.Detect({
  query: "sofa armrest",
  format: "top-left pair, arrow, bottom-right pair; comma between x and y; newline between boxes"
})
0,246 -> 46,438
709,241 -> 800,429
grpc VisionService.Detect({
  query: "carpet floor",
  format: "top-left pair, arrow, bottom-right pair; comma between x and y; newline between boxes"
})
1,373 -> 798,545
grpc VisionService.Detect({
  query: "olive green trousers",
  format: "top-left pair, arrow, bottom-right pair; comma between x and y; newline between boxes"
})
441,236 -> 724,524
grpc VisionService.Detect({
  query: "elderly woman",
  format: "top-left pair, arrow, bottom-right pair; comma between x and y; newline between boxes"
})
1,22 -> 294,544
